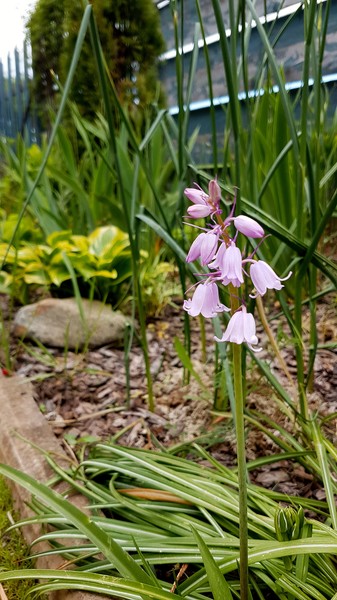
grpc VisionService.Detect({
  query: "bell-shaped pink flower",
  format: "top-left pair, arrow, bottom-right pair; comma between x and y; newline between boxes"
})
220,242 -> 244,287
186,231 -> 219,265
234,215 -> 264,238
250,261 -> 292,297
187,204 -> 212,219
183,282 -> 229,318
215,306 -> 261,352
184,187 -> 208,205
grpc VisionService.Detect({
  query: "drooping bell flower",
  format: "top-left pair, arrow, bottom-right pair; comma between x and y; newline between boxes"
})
219,242 -> 244,287
249,261 -> 292,297
215,306 -> 261,352
186,231 -> 219,265
183,281 -> 229,318
233,215 -> 264,238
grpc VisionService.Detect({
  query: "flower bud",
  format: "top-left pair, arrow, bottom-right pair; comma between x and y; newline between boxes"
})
208,179 -> 221,205
187,204 -> 212,219
184,188 -> 208,205
234,215 -> 264,238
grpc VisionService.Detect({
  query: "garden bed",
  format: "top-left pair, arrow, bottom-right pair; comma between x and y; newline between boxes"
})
4,292 -> 337,501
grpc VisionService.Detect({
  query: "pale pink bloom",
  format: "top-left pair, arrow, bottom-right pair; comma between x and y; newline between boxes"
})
186,231 -> 219,265
233,215 -> 264,238
184,282 -> 229,318
220,242 -> 244,287
187,204 -> 212,219
184,188 -> 208,205
208,241 -> 226,270
215,306 -> 261,352
250,261 -> 292,297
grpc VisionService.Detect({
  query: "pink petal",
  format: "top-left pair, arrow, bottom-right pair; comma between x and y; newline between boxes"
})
186,233 -> 207,262
184,188 -> 208,205
234,215 -> 264,238
200,233 -> 218,265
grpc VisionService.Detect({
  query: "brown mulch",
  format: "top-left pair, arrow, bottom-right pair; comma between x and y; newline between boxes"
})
3,293 -> 337,500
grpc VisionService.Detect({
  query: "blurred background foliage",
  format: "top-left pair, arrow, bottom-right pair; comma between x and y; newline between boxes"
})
27,0 -> 166,126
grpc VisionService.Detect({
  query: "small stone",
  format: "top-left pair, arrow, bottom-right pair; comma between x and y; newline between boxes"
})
13,298 -> 130,349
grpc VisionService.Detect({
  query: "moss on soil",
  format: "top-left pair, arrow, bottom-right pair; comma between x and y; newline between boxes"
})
0,475 -> 43,599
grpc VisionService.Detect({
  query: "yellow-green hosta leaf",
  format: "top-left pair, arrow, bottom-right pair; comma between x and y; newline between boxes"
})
100,240 -> 130,262
17,245 -> 51,263
77,266 -> 117,281
23,269 -> 51,285
48,266 -> 72,286
47,230 -> 74,247
0,244 -> 16,264
0,270 -> 13,287
94,269 -> 118,279
70,253 -> 97,270
88,226 -> 128,258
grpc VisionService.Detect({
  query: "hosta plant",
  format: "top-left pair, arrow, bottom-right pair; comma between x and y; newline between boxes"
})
0,226 -> 132,304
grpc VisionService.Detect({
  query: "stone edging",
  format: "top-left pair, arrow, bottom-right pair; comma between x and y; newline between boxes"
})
0,374 -> 108,600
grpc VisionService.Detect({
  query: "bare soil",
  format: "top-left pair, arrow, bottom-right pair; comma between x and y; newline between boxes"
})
2,293 -> 337,501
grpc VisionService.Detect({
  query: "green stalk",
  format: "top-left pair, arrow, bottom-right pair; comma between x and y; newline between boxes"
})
87,7 -> 154,411
294,0 -> 316,420
230,288 -> 248,600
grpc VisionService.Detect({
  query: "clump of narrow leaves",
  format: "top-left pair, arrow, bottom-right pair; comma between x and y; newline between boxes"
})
0,443 -> 337,599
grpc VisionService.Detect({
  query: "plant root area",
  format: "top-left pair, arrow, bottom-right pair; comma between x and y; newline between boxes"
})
3,294 -> 337,502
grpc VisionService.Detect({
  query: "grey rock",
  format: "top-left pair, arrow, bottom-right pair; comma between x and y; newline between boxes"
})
13,297 -> 128,349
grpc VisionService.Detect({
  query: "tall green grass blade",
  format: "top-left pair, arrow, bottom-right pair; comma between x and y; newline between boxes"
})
195,0 -> 218,169
61,251 -> 86,326
245,0 -> 299,159
192,526 -> 234,600
1,5 -> 93,267
311,420 -> 337,529
211,0 -> 241,203
87,7 -> 155,409
173,336 -> 210,394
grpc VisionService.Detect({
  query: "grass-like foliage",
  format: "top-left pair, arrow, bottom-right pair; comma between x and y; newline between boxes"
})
0,442 -> 337,599
0,1 -> 336,596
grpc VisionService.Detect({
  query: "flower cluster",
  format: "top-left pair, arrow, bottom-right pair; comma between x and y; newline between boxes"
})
183,180 -> 291,351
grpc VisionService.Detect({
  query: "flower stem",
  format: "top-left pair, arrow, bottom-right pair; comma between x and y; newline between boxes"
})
232,340 -> 249,600
230,288 -> 249,600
